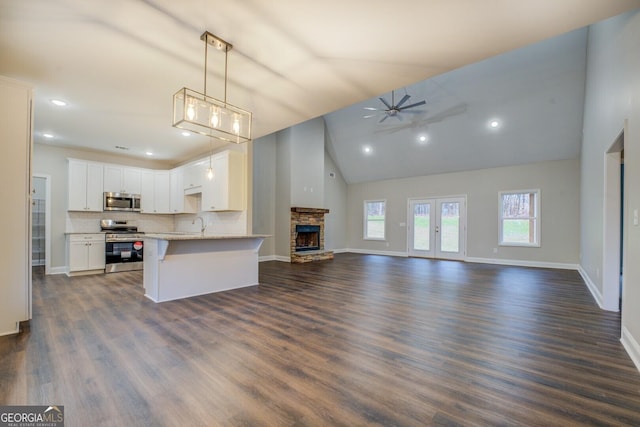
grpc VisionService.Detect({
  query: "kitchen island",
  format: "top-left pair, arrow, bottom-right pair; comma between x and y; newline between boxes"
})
143,233 -> 267,302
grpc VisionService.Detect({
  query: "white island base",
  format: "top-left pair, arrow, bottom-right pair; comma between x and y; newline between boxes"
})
143,234 -> 266,303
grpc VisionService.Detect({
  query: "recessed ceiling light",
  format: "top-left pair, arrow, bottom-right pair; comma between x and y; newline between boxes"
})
489,120 -> 500,129
363,145 -> 372,154
418,135 -> 429,144
145,151 -> 153,156
42,133 -> 54,139
181,131 -> 191,137
50,99 -> 67,107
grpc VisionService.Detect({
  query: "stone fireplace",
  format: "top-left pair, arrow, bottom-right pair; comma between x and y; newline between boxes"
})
290,207 -> 334,263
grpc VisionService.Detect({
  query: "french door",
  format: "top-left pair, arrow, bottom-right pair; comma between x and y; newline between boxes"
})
408,197 -> 466,260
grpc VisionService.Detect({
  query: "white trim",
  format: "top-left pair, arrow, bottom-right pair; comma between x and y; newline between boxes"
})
258,255 -> 278,262
346,248 -> 408,257
49,266 -> 68,275
621,326 -> 640,373
466,256 -> 578,270
0,323 -> 20,337
272,255 -> 291,263
331,248 -> 350,254
577,265 -> 606,310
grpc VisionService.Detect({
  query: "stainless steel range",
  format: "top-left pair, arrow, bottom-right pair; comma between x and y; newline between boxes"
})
101,219 -> 144,273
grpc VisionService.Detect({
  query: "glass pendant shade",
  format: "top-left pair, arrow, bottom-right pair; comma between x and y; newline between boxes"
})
173,87 -> 252,143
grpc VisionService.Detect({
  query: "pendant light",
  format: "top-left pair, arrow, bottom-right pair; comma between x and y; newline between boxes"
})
173,31 -> 252,144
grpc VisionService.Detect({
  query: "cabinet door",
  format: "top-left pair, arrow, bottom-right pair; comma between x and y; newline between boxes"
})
154,171 -> 171,214
170,168 -> 184,213
123,167 -> 142,194
68,160 -> 88,211
69,241 -> 88,272
87,241 -> 106,270
183,161 -> 204,192
103,165 -> 123,193
202,151 -> 245,212
140,170 -> 155,213
86,162 -> 104,211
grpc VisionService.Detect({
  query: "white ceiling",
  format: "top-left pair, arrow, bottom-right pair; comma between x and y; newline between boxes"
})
1,1 -> 639,178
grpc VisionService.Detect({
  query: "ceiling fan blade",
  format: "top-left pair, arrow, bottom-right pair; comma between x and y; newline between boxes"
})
379,114 -> 390,123
398,100 -> 427,111
379,97 -> 392,110
395,94 -> 411,108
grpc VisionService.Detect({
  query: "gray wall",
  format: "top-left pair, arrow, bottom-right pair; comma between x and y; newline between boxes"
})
324,151 -> 348,251
289,118 -> 325,208
252,134 -> 277,257
253,117 -> 348,259
347,158 -> 580,265
580,11 -> 640,360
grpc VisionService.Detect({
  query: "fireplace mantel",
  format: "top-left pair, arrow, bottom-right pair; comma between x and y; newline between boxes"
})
290,207 -> 334,263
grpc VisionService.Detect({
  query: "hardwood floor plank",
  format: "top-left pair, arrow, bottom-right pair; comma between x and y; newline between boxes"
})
1,256 -> 640,426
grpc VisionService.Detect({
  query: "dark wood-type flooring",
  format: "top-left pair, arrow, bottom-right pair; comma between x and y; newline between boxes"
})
2,254 -> 640,426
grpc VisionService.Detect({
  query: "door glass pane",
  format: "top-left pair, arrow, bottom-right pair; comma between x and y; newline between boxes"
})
440,202 -> 459,252
413,203 -> 430,250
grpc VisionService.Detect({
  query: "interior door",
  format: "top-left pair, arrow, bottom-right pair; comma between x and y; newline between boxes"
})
408,197 -> 466,260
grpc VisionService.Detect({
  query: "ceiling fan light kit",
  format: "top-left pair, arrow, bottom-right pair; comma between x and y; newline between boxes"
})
173,31 -> 252,144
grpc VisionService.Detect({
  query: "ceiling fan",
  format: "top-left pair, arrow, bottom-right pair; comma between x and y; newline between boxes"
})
364,90 -> 427,122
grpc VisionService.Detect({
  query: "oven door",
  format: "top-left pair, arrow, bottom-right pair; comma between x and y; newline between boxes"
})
105,240 -> 144,273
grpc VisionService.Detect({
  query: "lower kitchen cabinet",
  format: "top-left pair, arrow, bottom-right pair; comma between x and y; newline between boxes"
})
67,234 -> 105,275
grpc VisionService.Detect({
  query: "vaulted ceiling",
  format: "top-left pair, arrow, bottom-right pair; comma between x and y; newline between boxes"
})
1,1 -> 639,180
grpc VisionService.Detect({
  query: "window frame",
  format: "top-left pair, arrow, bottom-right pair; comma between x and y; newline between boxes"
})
363,199 -> 386,241
498,189 -> 541,247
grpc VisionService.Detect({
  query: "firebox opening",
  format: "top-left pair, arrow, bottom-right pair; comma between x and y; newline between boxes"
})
295,225 -> 320,252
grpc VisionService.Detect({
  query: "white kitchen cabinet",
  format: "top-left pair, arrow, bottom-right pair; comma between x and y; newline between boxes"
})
68,159 -> 104,211
0,76 -> 32,335
67,234 -> 105,274
169,167 -> 197,213
141,170 -> 171,214
182,160 -> 205,193
201,150 -> 245,211
103,165 -> 142,194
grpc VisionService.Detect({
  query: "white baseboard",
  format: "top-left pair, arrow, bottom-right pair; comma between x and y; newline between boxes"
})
0,323 -> 20,337
577,266 -> 605,310
346,248 -> 408,257
49,266 -> 68,275
621,326 -> 640,373
331,248 -> 350,254
258,255 -> 278,262
466,257 -> 579,270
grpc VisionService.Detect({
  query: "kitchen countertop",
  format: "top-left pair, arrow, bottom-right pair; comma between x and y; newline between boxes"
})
143,233 -> 269,241
64,231 -> 106,235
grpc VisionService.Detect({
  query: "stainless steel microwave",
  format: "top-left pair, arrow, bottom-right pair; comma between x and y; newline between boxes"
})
103,192 -> 141,212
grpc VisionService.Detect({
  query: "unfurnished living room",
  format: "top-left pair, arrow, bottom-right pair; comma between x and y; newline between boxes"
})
2,1 -> 640,426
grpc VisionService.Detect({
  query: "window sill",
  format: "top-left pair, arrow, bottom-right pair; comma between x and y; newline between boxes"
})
499,242 -> 541,248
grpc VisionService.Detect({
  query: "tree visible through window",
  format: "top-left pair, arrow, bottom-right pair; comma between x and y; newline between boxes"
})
364,200 -> 385,240
499,190 -> 540,246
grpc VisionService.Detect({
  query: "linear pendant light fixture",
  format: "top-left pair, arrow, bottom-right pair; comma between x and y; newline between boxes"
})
173,31 -> 252,143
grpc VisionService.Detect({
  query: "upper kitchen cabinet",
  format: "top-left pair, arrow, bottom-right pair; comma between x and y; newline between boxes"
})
68,159 -> 104,211
141,170 -> 171,214
201,150 -> 245,212
182,160 -> 205,194
0,76 -> 32,335
104,165 -> 142,194
170,167 -> 197,214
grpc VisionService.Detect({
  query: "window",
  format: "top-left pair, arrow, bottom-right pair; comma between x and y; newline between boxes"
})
499,190 -> 540,246
364,200 -> 386,240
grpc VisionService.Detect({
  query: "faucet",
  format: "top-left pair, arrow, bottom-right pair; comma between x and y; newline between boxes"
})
193,216 -> 205,235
